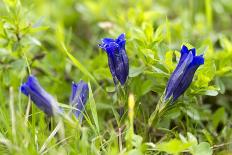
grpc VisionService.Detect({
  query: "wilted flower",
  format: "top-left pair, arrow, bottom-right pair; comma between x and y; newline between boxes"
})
20,75 -> 61,116
70,81 -> 89,118
99,33 -> 129,85
164,45 -> 204,102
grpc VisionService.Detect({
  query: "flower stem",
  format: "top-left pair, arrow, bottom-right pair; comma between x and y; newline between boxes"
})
116,84 -> 127,152
118,127 -> 123,152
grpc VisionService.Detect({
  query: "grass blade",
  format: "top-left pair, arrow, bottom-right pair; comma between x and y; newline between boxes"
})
88,83 -> 100,134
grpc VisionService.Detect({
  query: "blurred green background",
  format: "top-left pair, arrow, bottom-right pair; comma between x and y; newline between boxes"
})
0,0 -> 232,154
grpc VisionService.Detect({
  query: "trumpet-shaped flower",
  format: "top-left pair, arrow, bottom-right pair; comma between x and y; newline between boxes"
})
164,45 -> 204,102
99,33 -> 129,85
20,75 -> 61,116
70,81 -> 89,118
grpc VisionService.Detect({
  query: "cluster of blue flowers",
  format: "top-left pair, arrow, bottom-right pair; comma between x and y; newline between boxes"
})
20,33 -> 204,118
21,76 -> 89,118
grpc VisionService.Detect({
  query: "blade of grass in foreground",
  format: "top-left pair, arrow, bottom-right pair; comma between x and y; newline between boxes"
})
39,121 -> 63,154
61,43 -> 99,86
88,83 -> 100,134
56,24 -> 99,86
9,87 -> 16,143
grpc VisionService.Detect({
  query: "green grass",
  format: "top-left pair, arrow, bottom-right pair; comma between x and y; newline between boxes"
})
0,0 -> 232,154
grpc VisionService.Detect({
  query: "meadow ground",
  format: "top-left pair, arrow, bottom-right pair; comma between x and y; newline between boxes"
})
0,0 -> 232,154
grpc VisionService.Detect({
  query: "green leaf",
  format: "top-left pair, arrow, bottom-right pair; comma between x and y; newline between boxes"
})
164,107 -> 181,119
144,23 -> 153,43
106,86 -> 115,93
204,90 -> 218,96
140,80 -> 153,96
191,142 -> 213,155
164,50 -> 174,70
127,149 -> 143,155
182,106 -> 200,121
129,66 -> 145,77
215,78 -> 225,94
187,132 -> 198,145
220,36 -> 232,51
28,36 -> 42,46
156,139 -> 192,154
202,129 -> 213,145
132,134 -> 143,148
212,107 -> 225,129
154,24 -> 164,43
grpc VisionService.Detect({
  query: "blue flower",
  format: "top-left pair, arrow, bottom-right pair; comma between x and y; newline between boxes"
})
70,81 -> 89,119
20,75 -> 61,116
99,33 -> 129,85
164,45 -> 204,102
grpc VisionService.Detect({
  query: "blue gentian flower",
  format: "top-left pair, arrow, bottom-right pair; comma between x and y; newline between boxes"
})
164,45 -> 204,102
20,75 -> 61,116
70,81 -> 89,118
99,33 -> 129,85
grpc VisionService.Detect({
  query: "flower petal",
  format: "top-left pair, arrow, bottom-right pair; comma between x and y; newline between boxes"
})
20,75 -> 60,116
172,56 -> 204,101
115,48 -> 129,85
102,38 -> 115,44
164,45 -> 204,103
70,81 -> 89,118
98,33 -> 129,85
165,51 -> 193,99
116,33 -> 125,42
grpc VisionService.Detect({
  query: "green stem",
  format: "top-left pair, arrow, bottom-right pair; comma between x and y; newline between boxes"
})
116,84 -> 127,152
